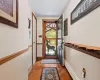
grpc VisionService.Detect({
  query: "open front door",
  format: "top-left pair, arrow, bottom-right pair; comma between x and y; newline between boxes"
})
56,15 -> 64,66
43,21 -> 57,58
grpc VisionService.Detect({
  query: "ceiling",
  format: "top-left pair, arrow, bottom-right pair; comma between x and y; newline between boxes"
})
29,0 -> 69,17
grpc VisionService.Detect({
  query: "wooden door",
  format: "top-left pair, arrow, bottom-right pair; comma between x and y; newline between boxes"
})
42,21 -> 58,58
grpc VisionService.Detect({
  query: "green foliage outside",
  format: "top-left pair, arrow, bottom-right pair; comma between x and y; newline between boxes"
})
46,29 -> 56,38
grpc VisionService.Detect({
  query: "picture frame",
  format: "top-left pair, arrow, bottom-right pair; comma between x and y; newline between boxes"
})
28,18 -> 31,29
64,18 -> 68,36
0,0 -> 18,28
71,0 -> 100,24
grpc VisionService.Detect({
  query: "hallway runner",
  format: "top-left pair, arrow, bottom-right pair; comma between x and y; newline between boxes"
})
41,59 -> 59,64
40,67 -> 60,80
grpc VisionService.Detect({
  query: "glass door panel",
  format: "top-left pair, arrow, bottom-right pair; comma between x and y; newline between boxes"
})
46,29 -> 56,38
56,15 -> 64,65
44,22 -> 57,58
45,39 -> 56,56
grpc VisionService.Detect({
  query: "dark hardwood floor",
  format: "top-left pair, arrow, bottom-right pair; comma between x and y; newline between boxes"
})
28,60 -> 71,80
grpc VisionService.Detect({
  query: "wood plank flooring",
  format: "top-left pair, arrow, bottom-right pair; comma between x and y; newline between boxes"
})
28,61 -> 71,80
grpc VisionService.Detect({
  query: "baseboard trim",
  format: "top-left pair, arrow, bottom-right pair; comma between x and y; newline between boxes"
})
37,57 -> 43,61
65,60 -> 80,80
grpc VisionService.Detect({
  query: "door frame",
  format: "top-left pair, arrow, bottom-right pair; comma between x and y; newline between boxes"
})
32,12 -> 33,65
42,19 -> 58,58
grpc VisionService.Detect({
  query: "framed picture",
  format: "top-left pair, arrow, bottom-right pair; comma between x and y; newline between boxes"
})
0,0 -> 18,28
64,18 -> 68,36
71,0 -> 100,24
28,18 -> 31,29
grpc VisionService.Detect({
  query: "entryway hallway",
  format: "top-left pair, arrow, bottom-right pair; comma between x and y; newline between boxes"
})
0,0 -> 100,80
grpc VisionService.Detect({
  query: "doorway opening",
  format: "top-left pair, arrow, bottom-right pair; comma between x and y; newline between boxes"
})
42,16 -> 64,66
42,20 -> 58,58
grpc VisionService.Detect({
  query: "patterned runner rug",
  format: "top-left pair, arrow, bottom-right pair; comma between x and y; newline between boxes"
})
40,67 -> 60,80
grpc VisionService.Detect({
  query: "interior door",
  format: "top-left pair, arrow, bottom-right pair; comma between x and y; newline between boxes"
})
32,16 -> 37,64
43,21 -> 57,58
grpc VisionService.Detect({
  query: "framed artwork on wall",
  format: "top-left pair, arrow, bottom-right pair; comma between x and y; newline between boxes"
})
71,0 -> 100,24
28,18 -> 31,29
64,18 -> 68,36
0,0 -> 18,28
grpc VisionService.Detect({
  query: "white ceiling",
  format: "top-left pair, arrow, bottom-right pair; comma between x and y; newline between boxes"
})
29,0 -> 69,17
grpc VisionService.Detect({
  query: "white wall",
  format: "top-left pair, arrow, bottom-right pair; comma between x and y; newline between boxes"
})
28,15 -> 32,73
0,0 -> 33,80
37,17 -> 58,57
63,0 -> 100,80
